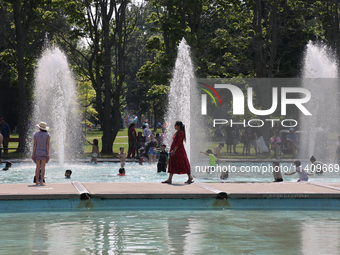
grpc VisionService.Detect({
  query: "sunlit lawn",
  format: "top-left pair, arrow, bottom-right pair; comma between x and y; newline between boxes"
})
6,128 -> 335,160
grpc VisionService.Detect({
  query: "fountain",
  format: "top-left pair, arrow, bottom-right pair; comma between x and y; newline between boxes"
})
300,41 -> 339,161
32,46 -> 81,165
164,38 -> 201,165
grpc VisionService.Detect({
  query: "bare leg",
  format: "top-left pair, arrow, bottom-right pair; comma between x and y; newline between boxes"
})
40,159 -> 47,185
94,157 -> 97,164
185,173 -> 193,184
153,154 -> 157,163
162,173 -> 174,184
275,146 -> 279,158
35,160 -> 42,185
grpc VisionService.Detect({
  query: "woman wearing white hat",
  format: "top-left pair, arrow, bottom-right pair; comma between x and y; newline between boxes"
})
32,122 -> 50,185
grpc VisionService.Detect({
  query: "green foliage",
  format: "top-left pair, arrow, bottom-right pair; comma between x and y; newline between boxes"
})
77,80 -> 97,125
2,0 -> 340,149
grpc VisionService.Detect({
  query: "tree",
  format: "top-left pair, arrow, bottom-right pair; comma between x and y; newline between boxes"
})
77,80 -> 97,133
58,0 -> 139,153
143,84 -> 168,131
1,0 -> 57,150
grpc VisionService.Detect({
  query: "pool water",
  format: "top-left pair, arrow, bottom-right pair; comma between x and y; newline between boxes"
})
0,210 -> 340,254
0,161 -> 339,184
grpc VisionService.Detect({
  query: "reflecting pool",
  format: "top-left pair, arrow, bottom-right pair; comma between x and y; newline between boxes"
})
0,210 -> 339,254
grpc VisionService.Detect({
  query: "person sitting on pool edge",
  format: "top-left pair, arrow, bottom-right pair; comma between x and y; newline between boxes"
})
65,169 -> 72,178
2,161 -> 11,171
117,168 -> 125,176
272,161 -> 283,182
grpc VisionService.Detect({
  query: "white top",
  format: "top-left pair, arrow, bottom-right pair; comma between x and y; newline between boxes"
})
296,166 -> 308,181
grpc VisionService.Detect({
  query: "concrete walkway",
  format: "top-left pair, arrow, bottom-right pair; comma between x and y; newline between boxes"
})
1,182 -> 340,200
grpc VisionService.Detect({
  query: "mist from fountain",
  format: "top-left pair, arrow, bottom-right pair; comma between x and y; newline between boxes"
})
164,38 -> 201,164
300,41 -> 339,161
33,46 -> 81,166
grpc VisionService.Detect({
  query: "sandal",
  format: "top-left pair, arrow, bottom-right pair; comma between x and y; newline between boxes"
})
162,180 -> 172,184
185,179 -> 194,184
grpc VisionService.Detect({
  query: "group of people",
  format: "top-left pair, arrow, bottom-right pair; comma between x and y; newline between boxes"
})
2,117 -> 334,185
202,142 -> 324,182
119,121 -> 193,184
75,120 -> 193,184
214,123 -> 267,155
273,156 -> 324,182
270,127 -> 298,159
127,123 -> 166,160
213,122 -> 299,159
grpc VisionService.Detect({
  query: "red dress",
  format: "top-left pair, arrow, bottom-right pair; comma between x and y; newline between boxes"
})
168,131 -> 191,174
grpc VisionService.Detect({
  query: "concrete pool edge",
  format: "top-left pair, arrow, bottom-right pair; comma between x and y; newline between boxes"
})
1,182 -> 340,211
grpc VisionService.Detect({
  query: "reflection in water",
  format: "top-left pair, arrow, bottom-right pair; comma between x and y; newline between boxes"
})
167,216 -> 191,254
301,219 -> 340,255
31,221 -> 48,255
0,210 -> 340,254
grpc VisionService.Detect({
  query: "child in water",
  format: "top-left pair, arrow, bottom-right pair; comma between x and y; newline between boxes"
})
155,144 -> 168,172
65,169 -> 72,178
285,160 -> 312,182
139,148 -> 147,165
85,138 -> 101,164
200,149 -> 229,179
119,147 -> 126,168
117,168 -> 125,176
2,161 -> 11,171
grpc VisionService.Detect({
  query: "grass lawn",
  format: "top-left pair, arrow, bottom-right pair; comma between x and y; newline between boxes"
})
4,128 -> 295,160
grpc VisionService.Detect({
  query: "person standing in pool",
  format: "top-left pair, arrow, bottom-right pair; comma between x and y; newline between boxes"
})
127,123 -> 137,158
32,122 -> 50,185
119,147 -> 126,168
162,121 -> 193,184
85,138 -> 101,164
1,117 -> 10,157
0,131 -> 3,164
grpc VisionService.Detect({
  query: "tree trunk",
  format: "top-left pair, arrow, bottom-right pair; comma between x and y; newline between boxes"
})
100,0 -> 114,153
253,0 -> 264,77
153,103 -> 157,132
13,0 -> 29,151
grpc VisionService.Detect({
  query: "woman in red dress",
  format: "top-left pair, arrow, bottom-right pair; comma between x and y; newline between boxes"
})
162,121 -> 193,184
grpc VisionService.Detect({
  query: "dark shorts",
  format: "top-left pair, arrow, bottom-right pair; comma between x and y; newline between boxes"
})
2,142 -> 8,149
157,162 -> 166,172
274,178 -> 283,182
